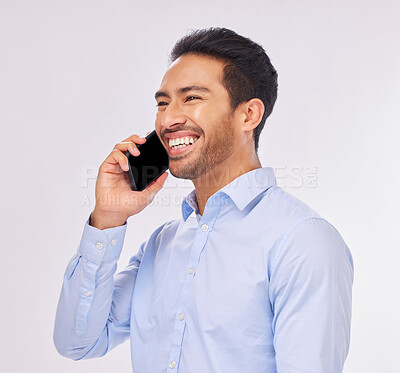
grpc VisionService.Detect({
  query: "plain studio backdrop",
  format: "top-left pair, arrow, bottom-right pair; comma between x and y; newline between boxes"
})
1,0 -> 399,372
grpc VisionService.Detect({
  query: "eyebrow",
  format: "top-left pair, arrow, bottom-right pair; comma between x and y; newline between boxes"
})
154,85 -> 211,100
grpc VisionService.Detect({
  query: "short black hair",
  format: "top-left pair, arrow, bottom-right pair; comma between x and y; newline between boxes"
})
169,27 -> 278,153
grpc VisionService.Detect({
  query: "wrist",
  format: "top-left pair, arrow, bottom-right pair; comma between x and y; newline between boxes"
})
90,209 -> 127,230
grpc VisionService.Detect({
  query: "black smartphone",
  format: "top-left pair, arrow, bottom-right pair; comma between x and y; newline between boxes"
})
124,130 -> 169,191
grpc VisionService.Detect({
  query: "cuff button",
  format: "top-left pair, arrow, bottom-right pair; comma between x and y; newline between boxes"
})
96,241 -> 104,250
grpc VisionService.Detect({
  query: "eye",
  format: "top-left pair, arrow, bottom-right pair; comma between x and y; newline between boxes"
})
185,96 -> 200,102
156,101 -> 168,107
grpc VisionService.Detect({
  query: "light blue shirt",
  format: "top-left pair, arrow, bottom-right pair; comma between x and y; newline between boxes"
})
54,167 -> 353,373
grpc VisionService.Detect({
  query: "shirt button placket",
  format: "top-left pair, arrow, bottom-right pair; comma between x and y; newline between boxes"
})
167,220 -> 213,372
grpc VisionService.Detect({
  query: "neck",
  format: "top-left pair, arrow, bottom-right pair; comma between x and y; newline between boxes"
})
192,152 -> 262,216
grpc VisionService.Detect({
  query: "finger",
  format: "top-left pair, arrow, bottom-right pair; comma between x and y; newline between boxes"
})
143,172 -> 169,200
106,148 -> 130,171
121,134 -> 147,143
115,134 -> 147,155
114,141 -> 140,156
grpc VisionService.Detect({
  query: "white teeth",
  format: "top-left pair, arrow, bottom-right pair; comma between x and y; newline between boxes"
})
169,136 -> 199,149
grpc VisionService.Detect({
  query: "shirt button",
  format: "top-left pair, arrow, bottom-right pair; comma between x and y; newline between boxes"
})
188,267 -> 195,275
178,313 -> 185,321
110,238 -> 117,246
169,360 -> 177,368
201,224 -> 208,231
96,241 -> 104,250
84,290 -> 91,296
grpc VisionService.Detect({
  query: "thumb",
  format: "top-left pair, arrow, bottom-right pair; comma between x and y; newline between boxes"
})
144,171 -> 169,202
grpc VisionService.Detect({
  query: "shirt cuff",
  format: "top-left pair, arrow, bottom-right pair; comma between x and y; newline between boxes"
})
78,217 -> 128,265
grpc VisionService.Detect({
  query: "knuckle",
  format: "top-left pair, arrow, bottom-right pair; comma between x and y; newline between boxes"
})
112,149 -> 124,160
112,148 -> 121,156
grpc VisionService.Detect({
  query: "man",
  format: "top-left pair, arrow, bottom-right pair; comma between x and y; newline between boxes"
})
54,27 -> 354,373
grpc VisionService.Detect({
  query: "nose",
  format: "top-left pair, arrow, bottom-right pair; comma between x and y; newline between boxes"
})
160,99 -> 187,130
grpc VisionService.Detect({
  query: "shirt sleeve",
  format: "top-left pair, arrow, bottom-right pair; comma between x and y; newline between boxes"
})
269,217 -> 354,373
53,216 -> 145,360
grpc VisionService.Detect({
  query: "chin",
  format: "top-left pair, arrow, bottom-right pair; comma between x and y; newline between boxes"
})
169,162 -> 202,180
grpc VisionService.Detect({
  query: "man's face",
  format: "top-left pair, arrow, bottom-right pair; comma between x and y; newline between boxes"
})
155,54 -> 237,180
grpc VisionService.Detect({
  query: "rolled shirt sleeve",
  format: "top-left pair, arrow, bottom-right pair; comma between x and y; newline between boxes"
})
53,216 -> 144,360
269,217 -> 354,373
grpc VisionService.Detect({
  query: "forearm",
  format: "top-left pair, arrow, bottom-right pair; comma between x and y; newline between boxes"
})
53,218 -> 128,360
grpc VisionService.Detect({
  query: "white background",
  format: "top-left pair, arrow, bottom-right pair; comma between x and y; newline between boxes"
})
1,0 -> 399,372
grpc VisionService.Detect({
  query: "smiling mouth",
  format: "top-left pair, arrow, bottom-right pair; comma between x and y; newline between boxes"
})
167,135 -> 200,156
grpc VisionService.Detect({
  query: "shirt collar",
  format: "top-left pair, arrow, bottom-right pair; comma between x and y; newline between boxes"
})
181,167 -> 276,221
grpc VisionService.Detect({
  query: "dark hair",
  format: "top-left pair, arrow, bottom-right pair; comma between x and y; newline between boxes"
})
169,27 -> 278,153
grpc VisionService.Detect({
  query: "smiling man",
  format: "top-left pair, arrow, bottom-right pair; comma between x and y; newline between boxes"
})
54,28 -> 354,373
156,52 -> 264,214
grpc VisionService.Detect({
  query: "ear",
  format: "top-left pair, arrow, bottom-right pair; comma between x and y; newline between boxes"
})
240,98 -> 265,133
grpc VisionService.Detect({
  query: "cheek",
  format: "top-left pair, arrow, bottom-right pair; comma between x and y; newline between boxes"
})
155,112 -> 163,127
188,103 -> 219,123
155,110 -> 162,120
